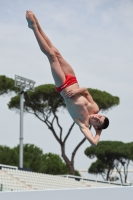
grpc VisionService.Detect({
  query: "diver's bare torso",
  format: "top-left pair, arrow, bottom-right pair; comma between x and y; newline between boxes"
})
60,83 -> 98,128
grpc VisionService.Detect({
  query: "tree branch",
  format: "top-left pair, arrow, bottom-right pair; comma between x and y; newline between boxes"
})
71,125 -> 92,163
26,111 -> 35,115
71,137 -> 86,163
63,122 -> 75,143
123,159 -> 130,183
101,173 -> 107,181
34,112 -> 45,123
35,112 -> 61,144
25,92 -> 50,122
114,161 -> 123,185
53,112 -> 63,142
49,126 -> 61,144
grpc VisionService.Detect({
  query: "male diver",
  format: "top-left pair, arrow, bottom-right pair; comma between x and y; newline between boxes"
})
26,11 -> 109,146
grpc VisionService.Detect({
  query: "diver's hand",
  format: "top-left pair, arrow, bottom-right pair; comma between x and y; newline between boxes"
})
65,89 -> 80,98
93,125 -> 102,135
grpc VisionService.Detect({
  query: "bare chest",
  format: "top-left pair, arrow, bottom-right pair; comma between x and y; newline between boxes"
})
65,96 -> 94,125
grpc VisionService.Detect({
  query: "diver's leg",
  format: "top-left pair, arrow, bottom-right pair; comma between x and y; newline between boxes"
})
26,11 -> 65,87
28,11 -> 76,76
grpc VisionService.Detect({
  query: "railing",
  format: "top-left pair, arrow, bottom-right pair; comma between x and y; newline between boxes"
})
0,164 -> 18,170
58,174 -> 132,186
77,169 -> 133,185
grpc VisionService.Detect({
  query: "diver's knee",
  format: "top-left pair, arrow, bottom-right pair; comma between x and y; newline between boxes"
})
51,47 -> 61,57
47,50 -> 57,62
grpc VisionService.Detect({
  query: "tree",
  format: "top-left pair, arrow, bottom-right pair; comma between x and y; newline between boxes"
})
8,84 -> 119,175
0,145 -> 18,166
13,144 -> 44,172
113,142 -> 133,184
0,144 -> 68,175
0,75 -> 18,95
40,153 -> 69,175
88,159 -> 114,181
14,144 -> 69,174
85,141 -> 133,184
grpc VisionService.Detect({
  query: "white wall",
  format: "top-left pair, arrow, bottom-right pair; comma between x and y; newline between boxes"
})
0,187 -> 132,200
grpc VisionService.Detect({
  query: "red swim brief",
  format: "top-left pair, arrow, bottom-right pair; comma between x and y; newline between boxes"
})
55,74 -> 78,93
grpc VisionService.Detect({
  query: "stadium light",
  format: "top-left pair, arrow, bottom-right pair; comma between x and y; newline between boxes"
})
15,75 -> 36,168
15,75 -> 35,92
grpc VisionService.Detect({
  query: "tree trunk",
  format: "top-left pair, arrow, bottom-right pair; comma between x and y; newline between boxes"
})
106,169 -> 111,181
61,144 -> 75,175
118,171 -> 123,185
124,160 -> 129,183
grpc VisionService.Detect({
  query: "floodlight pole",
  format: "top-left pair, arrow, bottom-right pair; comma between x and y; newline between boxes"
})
15,75 -> 35,169
19,87 -> 24,168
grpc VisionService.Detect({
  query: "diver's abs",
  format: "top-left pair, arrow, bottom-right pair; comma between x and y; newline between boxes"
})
64,96 -> 90,125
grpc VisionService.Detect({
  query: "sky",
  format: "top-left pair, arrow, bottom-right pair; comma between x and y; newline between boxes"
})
0,0 -> 133,180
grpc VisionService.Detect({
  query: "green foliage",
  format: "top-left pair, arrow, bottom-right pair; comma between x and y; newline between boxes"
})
85,141 -> 125,160
88,88 -> 119,111
8,95 -> 20,112
0,146 -> 18,166
85,141 -> 133,183
89,159 -> 111,174
74,170 -> 81,177
0,75 -> 19,95
8,84 -> 66,114
0,144 -> 68,175
40,153 -> 69,175
127,142 -> 133,160
13,144 -> 44,172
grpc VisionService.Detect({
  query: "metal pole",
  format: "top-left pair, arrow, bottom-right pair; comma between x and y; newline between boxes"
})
15,75 -> 35,168
19,88 -> 24,168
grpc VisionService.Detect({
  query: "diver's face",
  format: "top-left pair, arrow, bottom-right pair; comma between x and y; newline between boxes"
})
89,114 -> 105,128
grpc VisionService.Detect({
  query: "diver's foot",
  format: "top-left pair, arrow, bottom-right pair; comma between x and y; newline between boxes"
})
29,11 -> 39,25
26,11 -> 37,29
